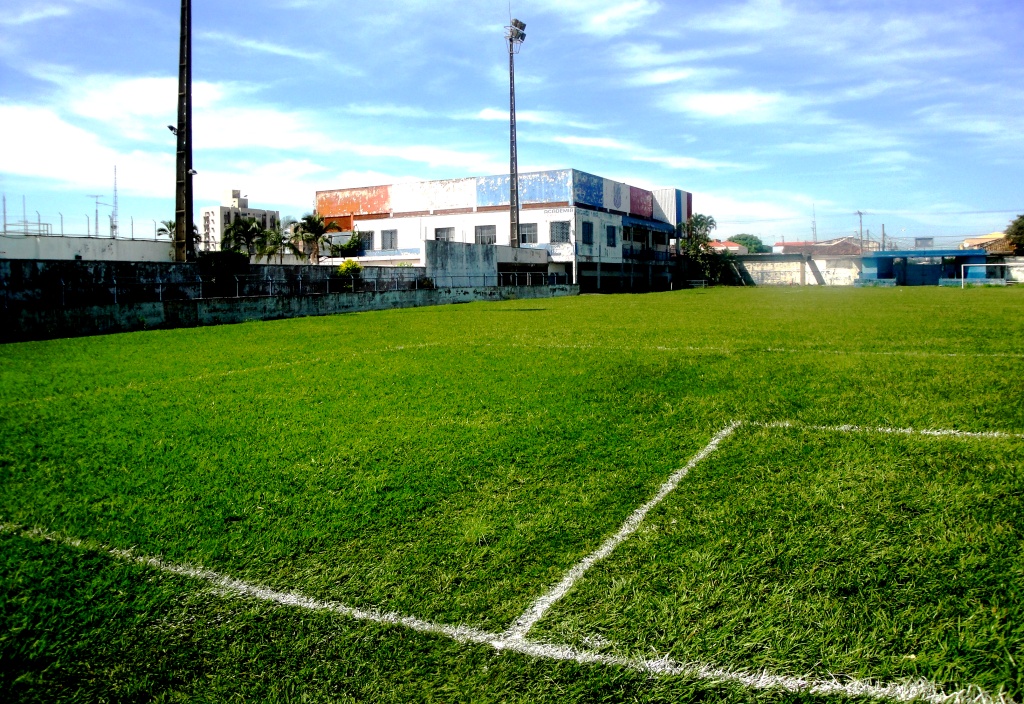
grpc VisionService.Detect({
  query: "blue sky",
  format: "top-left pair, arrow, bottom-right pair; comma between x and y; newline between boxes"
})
1,0 -> 1021,246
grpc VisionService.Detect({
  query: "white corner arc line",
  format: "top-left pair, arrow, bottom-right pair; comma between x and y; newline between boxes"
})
0,522 -> 1000,704
503,421 -> 743,640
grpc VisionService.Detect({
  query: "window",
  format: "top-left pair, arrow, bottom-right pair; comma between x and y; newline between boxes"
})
381,229 -> 398,249
550,221 -> 570,243
519,223 -> 538,244
475,225 -> 496,245
606,225 -> 617,247
360,231 -> 374,251
581,221 -> 594,245
434,227 -> 453,242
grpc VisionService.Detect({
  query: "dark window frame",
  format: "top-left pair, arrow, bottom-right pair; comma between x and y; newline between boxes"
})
581,221 -> 594,245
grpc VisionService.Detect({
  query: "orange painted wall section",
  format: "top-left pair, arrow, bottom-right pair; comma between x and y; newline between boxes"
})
316,185 -> 392,218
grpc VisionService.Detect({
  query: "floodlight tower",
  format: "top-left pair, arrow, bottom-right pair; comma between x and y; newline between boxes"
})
506,18 -> 526,248
174,0 -> 195,262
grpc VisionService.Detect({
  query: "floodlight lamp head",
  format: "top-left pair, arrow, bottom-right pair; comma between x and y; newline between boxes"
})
512,18 -> 526,30
167,125 -> 178,134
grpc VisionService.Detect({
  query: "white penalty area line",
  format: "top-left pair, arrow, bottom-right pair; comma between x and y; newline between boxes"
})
503,418 -> 1023,643
0,522 -> 1001,704
504,421 -> 743,639
755,421 -> 1024,440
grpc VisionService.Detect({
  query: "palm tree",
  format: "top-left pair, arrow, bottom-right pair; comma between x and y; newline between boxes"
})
255,227 -> 289,264
221,217 -> 265,257
291,212 -> 344,263
156,220 -> 175,239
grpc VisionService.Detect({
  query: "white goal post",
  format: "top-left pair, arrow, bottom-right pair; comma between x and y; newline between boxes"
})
960,263 -> 1006,288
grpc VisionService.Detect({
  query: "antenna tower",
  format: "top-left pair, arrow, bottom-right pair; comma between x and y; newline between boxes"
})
111,166 -> 119,238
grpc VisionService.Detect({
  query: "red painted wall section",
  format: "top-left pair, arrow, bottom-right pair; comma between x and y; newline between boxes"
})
629,187 -> 654,218
316,185 -> 392,218
685,191 -> 693,221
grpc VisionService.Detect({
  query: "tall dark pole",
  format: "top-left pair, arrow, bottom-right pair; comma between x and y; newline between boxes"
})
174,0 -> 194,262
508,40 -> 519,248
506,19 -> 525,249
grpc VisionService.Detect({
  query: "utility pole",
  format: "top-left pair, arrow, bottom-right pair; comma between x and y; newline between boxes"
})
881,224 -> 886,251
88,195 -> 113,237
812,204 -> 817,243
855,210 -> 865,253
505,18 -> 526,249
88,195 -> 102,236
174,0 -> 195,262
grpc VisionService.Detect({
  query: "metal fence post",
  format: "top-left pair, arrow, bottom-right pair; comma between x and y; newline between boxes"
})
157,277 -> 163,302
235,276 -> 240,298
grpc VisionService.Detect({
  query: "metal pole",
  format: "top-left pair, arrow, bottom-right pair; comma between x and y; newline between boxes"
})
59,213 -> 63,235
509,38 -> 520,248
86,214 -> 90,235
174,0 -> 195,262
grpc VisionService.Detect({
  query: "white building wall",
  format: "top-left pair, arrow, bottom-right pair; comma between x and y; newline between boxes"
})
0,234 -> 173,262
200,205 -> 281,252
351,208 -> 586,260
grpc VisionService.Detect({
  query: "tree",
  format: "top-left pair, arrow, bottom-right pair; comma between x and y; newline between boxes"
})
221,217 -> 265,257
730,233 -> 771,253
1006,214 -> 1024,254
156,220 -> 175,239
255,226 -> 289,264
677,213 -> 733,282
290,212 -> 344,263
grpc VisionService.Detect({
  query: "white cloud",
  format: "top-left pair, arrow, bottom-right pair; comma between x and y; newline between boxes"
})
473,107 -> 595,129
662,90 -> 799,123
0,5 -> 70,25
552,135 -> 633,151
345,104 -> 432,118
614,42 -> 762,69
628,68 -> 698,86
694,0 -> 793,33
550,135 -> 750,171
0,105 -> 173,198
198,31 -> 326,62
584,0 -> 660,36
631,154 -> 750,171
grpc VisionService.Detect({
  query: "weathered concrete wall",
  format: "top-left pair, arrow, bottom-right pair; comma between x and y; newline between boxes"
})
0,235 -> 173,262
814,258 -> 861,286
425,240 -> 498,286
0,259 -> 372,306
2,285 -> 579,343
738,259 -> 810,286
1004,256 -> 1024,283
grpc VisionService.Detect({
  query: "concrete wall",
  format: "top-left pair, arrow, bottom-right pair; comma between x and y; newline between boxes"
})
2,285 -> 579,343
738,258 -> 812,286
0,234 -> 173,262
1003,256 -> 1024,283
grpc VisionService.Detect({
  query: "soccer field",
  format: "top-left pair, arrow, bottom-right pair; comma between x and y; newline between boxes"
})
2,287 -> 1022,703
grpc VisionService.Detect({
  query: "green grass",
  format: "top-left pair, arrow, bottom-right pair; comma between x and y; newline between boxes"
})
533,426 -> 1024,698
1,286 -> 1023,702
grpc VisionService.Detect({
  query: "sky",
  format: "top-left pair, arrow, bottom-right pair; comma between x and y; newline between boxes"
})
1,0 -> 1022,247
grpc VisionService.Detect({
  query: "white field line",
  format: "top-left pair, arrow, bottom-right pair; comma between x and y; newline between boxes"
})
503,421 -> 743,640
755,421 -> 1024,440
0,521 -> 1006,704
488,341 -> 1024,360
